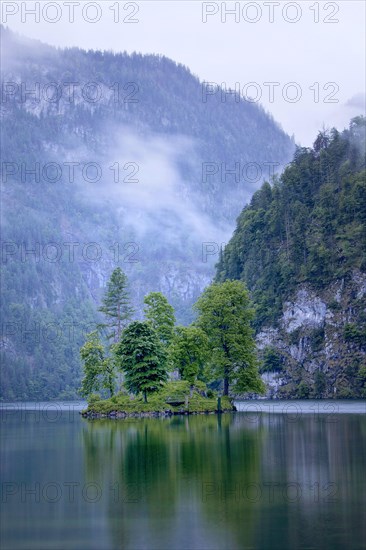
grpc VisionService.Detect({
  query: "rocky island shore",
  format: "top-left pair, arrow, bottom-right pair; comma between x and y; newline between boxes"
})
81,381 -> 235,419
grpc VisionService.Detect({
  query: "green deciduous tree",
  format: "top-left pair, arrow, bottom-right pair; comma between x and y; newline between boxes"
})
169,326 -> 209,391
116,321 -> 168,402
99,268 -> 134,342
144,292 -> 176,346
194,280 -> 265,396
80,331 -> 116,397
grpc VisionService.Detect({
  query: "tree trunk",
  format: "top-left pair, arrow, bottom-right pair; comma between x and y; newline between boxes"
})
117,301 -> 121,342
108,370 -> 114,397
143,390 -> 147,403
223,373 -> 229,396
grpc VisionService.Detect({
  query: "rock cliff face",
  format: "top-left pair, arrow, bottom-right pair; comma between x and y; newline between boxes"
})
257,270 -> 366,398
216,117 -> 366,398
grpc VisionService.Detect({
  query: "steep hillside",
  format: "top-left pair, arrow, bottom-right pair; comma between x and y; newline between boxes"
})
216,117 -> 366,398
0,27 -> 294,400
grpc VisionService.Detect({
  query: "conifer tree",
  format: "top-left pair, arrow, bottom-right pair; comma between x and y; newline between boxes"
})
116,321 -> 168,402
99,268 -> 134,342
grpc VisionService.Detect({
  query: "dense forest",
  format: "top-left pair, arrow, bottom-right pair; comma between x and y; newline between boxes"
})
0,27 -> 293,400
216,117 -> 366,398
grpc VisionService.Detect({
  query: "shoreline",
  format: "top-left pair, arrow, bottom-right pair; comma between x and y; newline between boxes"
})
81,406 -> 236,419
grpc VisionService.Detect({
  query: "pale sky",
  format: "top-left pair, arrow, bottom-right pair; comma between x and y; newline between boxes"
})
2,0 -> 365,145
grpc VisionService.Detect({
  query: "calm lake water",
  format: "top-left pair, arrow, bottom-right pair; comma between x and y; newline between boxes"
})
1,401 -> 365,550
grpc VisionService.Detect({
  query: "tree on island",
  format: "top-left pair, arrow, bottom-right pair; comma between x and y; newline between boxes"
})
144,291 -> 176,347
99,267 -> 134,342
194,280 -> 265,396
80,331 -> 116,397
169,326 -> 209,393
116,321 -> 168,402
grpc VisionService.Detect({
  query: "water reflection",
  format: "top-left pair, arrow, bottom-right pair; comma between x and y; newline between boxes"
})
81,415 -> 262,549
81,413 -> 366,549
1,410 -> 365,549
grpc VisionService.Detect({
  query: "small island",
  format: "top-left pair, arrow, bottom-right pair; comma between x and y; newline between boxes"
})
80,270 -> 264,419
82,380 -> 235,418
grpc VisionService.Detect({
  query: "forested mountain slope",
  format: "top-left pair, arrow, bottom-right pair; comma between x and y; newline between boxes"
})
216,117 -> 366,398
0,27 -> 294,400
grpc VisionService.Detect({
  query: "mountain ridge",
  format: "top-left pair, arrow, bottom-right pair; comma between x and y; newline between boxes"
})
0,27 -> 294,400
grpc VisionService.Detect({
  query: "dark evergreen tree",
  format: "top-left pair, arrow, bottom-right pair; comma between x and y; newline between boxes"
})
99,268 -> 134,342
116,321 -> 168,402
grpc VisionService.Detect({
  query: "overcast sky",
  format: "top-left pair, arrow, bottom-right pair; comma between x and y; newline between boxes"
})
2,0 -> 365,145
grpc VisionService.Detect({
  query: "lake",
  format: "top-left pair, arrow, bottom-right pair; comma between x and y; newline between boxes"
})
1,401 -> 365,549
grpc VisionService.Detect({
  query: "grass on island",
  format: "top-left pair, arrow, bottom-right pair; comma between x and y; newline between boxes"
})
84,380 -> 234,415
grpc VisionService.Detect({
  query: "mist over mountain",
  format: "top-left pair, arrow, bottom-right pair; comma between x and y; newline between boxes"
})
0,26 -> 294,400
